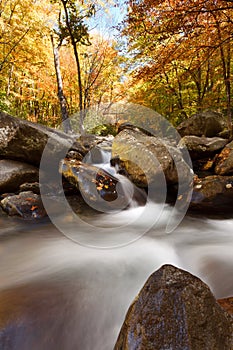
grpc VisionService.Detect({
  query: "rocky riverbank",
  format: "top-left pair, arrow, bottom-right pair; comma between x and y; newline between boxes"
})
1,110 -> 233,219
0,110 -> 233,349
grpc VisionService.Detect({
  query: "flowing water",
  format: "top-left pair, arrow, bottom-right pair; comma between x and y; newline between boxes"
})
0,204 -> 233,350
0,149 -> 233,349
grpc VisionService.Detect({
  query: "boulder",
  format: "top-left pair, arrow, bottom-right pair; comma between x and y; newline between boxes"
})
0,191 -> 46,219
190,175 -> 233,214
0,159 -> 39,194
215,140 -> 233,175
0,111 -> 74,166
0,112 -> 110,167
114,264 -> 232,350
177,110 -> 226,138
112,128 -> 192,187
178,136 -> 228,160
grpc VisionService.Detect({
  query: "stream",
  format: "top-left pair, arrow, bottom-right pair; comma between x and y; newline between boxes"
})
0,148 -> 233,349
0,202 -> 233,350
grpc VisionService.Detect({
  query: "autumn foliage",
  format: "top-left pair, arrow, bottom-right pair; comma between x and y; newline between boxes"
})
122,0 -> 233,125
1,0 -> 233,128
0,0 -> 125,127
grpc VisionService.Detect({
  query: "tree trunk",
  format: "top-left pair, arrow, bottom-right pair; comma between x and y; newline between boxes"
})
6,63 -> 14,97
51,35 -> 72,133
62,1 -> 85,134
213,14 -> 232,138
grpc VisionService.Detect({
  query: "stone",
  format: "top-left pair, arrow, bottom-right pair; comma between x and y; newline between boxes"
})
177,110 -> 226,137
190,175 -> 233,214
178,135 -> 228,160
112,128 -> 192,188
60,158 -> 147,211
0,111 -> 74,166
215,140 -> 233,175
19,182 -> 40,194
114,264 -> 232,350
0,191 -> 46,219
0,159 -> 39,194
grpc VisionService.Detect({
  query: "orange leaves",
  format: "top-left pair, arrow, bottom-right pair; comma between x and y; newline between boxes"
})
123,0 -> 233,121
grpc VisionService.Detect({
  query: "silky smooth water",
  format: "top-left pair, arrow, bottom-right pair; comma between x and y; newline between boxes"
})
0,204 -> 232,350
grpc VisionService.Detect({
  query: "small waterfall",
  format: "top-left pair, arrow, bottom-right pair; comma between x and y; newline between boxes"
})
83,146 -> 147,209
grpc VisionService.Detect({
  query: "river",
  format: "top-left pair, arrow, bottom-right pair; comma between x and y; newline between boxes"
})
0,203 -> 232,350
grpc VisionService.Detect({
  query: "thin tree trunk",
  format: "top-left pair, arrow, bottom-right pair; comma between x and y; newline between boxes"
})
71,39 -> 85,134
213,14 -> 232,138
51,35 -> 72,133
62,1 -> 85,134
6,63 -> 14,96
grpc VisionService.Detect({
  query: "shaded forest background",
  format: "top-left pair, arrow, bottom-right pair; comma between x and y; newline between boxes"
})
1,0 -> 233,130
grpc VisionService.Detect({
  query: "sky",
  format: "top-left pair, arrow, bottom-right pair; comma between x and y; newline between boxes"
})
89,1 -> 127,40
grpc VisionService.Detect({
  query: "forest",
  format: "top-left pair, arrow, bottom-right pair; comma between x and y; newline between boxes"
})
1,0 -> 233,130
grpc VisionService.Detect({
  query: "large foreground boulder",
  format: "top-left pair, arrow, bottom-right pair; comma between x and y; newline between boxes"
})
177,110 -> 226,138
0,160 -> 39,193
114,264 -> 232,350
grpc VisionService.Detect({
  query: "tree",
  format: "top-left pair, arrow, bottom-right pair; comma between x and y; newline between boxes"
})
52,0 -> 95,133
122,0 -> 233,131
51,34 -> 71,132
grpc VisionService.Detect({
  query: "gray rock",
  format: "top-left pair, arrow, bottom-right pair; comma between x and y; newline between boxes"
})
0,111 -> 75,166
114,264 -> 232,350
19,182 -> 40,194
215,140 -> 233,175
177,110 -> 226,137
112,128 -> 192,187
190,175 -> 233,213
0,191 -> 46,219
0,112 -> 117,168
178,135 -> 228,160
0,159 -> 39,194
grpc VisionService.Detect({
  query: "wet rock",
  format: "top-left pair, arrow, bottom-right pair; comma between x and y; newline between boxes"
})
0,160 -> 39,194
114,264 -> 232,350
112,128 -> 192,187
215,140 -> 233,175
192,157 -> 216,178
19,182 -> 40,194
218,297 -> 233,316
190,175 -> 233,214
60,158 -> 146,211
177,110 -> 226,137
178,136 -> 228,160
72,135 -> 113,159
0,191 -> 46,219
